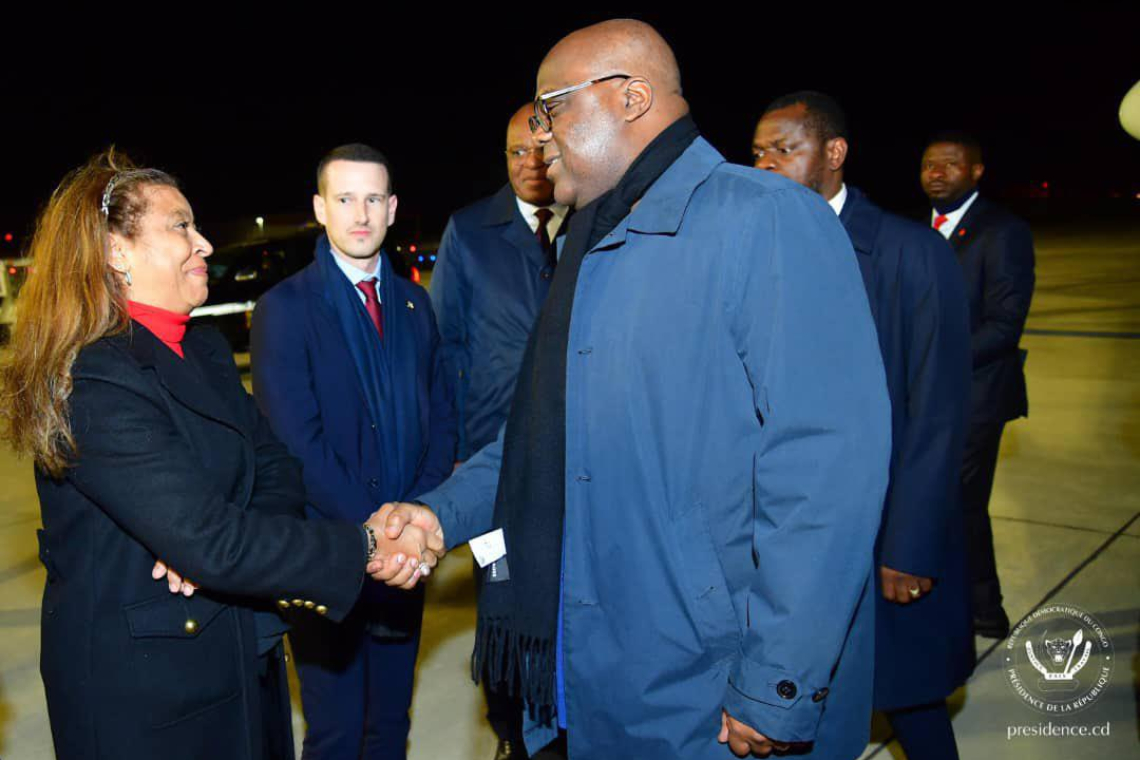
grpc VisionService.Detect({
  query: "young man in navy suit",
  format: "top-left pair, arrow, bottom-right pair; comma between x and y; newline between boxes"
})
251,144 -> 457,759
429,104 -> 568,760
921,132 -> 1036,639
755,92 -> 974,760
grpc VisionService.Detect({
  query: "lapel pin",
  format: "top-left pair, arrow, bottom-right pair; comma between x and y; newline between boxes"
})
958,228 -> 967,237
406,300 -> 415,310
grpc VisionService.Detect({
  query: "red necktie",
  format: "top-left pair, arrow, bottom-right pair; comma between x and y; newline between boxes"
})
535,207 -> 557,272
933,213 -> 949,231
355,279 -> 384,340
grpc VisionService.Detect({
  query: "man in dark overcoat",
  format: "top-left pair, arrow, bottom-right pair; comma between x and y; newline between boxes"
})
755,91 -> 974,760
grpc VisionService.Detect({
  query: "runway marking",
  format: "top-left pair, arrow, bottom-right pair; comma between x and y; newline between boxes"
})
1024,328 -> 1140,339
992,513 -> 1133,537
863,509 -> 1140,759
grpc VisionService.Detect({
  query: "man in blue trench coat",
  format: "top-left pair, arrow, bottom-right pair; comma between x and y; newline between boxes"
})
754,93 -> 974,760
379,20 -> 891,759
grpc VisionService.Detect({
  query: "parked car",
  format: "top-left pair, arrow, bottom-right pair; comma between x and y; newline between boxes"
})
192,230 -> 431,351
191,231 -> 319,350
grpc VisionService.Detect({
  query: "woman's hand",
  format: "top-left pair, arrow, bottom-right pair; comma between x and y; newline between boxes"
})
152,559 -> 197,597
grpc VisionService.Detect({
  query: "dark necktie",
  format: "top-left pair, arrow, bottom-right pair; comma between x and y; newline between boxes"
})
535,207 -> 556,272
355,279 -> 384,340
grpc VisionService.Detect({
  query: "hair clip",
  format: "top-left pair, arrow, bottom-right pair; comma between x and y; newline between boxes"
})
100,173 -> 120,218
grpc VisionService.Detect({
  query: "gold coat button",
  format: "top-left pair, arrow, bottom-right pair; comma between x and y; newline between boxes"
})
292,599 -> 304,607
277,599 -> 290,610
315,605 -> 329,616
184,619 -> 199,635
304,601 -> 315,609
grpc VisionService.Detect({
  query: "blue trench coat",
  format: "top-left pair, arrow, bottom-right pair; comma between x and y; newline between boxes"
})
838,187 -> 975,711
421,138 -> 891,759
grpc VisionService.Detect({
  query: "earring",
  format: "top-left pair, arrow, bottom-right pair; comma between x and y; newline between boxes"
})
124,270 -> 132,287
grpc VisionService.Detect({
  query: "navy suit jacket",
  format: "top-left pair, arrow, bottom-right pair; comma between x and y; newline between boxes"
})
841,186 -> 976,709
250,240 -> 456,618
944,195 -> 1035,424
430,184 -> 558,459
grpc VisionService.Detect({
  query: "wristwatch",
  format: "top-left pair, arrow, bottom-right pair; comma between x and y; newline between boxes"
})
363,523 -> 378,562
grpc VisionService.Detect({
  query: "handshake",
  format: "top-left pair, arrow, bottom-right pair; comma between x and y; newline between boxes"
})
362,502 -> 447,590
151,502 -> 445,597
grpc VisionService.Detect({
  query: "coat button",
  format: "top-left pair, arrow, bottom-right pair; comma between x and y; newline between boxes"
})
292,599 -> 304,607
304,601 -> 315,609
812,687 -> 829,703
184,619 -> 199,635
316,605 -> 329,616
277,599 -> 290,610
776,680 -> 797,700
369,478 -> 379,488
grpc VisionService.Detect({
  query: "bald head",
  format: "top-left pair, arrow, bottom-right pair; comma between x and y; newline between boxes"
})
533,19 -> 690,208
507,103 -> 533,145
541,19 -> 682,99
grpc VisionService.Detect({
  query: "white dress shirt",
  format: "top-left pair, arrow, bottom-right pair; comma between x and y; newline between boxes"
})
516,197 -> 569,240
330,247 -> 382,305
827,183 -> 848,217
931,190 -> 979,239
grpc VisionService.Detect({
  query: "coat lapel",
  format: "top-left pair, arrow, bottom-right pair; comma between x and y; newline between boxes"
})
484,184 -> 549,271
124,324 -> 245,436
948,195 -> 988,253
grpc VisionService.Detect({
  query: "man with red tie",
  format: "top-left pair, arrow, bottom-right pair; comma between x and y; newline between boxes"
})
429,104 -> 568,760
921,133 -> 1035,639
251,143 -> 457,758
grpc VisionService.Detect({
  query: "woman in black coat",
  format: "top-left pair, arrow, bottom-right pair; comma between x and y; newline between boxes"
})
0,151 -> 437,760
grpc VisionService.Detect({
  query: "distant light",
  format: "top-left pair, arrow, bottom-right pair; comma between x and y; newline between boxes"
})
417,255 -> 424,263
1041,182 -> 1049,190
409,244 -> 417,253
411,266 -> 421,284
3,233 -> 12,242
429,254 -> 437,262
255,216 -> 264,226
1135,193 -> 1140,200
7,267 -> 16,275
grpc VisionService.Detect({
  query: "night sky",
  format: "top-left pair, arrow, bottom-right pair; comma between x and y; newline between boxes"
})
2,10 -> 1137,251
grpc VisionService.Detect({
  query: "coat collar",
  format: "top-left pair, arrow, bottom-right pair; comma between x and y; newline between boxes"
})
837,185 -> 883,256
120,323 -> 244,434
483,184 -> 523,227
590,136 -> 724,252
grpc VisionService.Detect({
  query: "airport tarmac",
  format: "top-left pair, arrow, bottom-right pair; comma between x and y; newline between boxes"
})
0,223 -> 1136,759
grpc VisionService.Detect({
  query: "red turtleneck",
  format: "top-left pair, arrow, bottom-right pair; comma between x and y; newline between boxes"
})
128,301 -> 190,359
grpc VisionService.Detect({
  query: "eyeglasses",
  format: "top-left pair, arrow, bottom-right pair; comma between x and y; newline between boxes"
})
529,74 -> 631,134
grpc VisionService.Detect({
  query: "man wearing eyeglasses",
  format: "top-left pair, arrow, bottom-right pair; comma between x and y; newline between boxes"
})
381,19 -> 890,759
430,105 -> 568,760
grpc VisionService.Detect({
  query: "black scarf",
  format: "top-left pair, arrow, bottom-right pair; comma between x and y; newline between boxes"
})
472,114 -> 700,717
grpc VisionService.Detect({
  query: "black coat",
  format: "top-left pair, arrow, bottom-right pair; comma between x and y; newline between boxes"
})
948,196 -> 1035,424
840,187 -> 975,710
35,323 -> 366,760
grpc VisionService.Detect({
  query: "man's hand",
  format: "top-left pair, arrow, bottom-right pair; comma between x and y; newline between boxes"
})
381,501 -> 446,556
880,565 -> 933,604
718,710 -> 793,757
152,559 -> 197,597
363,504 -> 445,590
